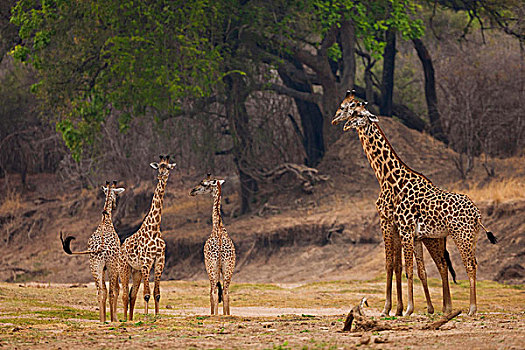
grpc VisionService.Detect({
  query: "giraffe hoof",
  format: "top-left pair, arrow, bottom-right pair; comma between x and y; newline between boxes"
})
427,305 -> 435,314
468,305 -> 477,316
403,306 -> 414,317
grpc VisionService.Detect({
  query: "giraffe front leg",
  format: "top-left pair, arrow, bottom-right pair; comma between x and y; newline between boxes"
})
142,261 -> 154,315
393,229 -> 404,316
401,238 -> 415,316
153,247 -> 166,316
129,269 -> 142,321
379,217 -> 395,317
414,238 -> 434,314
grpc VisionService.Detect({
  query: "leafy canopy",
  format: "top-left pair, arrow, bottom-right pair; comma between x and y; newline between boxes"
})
11,0 -> 222,160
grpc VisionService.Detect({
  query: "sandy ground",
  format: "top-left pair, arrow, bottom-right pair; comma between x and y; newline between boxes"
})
0,280 -> 523,349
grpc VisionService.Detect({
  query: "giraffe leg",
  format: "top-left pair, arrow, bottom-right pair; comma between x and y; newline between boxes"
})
153,246 -> 166,316
129,269 -> 142,321
222,258 -> 235,316
424,238 -> 452,314
401,237 -> 415,316
108,266 -> 119,322
393,228 -> 404,316
414,238 -> 434,314
452,232 -> 478,316
204,250 -> 219,315
379,217 -> 395,317
141,260 -> 154,315
121,263 -> 131,321
90,259 -> 106,323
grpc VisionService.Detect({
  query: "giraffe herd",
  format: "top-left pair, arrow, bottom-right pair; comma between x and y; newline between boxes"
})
60,91 -> 496,322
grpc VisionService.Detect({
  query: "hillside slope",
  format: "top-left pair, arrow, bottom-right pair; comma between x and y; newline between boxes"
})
0,117 -> 523,285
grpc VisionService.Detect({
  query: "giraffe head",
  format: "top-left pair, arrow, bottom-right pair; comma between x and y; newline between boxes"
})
332,89 -> 378,130
102,180 -> 125,211
189,174 -> 225,196
150,155 -> 177,180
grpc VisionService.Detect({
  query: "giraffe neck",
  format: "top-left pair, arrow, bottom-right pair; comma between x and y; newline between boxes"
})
102,215 -> 114,230
102,195 -> 114,221
356,122 -> 426,188
142,175 -> 168,233
211,184 -> 223,238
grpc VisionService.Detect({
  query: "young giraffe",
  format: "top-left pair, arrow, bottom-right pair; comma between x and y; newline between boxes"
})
332,91 -> 497,316
190,174 -> 236,315
119,155 -> 175,321
60,181 -> 125,322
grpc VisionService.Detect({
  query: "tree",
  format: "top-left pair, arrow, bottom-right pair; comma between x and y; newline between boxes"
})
251,0 -> 426,155
10,0 -> 222,161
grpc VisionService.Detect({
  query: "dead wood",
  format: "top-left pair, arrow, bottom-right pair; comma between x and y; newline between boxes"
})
421,310 -> 462,330
250,163 -> 329,193
342,298 -> 461,332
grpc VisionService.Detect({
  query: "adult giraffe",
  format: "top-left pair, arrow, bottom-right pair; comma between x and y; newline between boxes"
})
119,155 -> 175,320
332,91 -> 496,316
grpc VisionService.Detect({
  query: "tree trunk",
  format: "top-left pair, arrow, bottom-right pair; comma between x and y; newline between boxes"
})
380,29 -> 396,116
413,38 -> 448,144
278,64 -> 325,167
224,73 -> 259,215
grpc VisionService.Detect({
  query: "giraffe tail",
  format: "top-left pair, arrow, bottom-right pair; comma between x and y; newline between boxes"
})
60,231 -> 96,255
444,248 -> 457,284
217,282 -> 223,303
479,220 -> 498,244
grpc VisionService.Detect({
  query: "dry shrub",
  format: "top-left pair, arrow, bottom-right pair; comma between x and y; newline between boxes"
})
0,190 -> 23,214
452,178 -> 525,203
435,32 -> 524,178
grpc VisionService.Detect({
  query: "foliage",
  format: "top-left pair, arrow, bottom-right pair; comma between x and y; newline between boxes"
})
261,0 -> 425,56
10,0 -> 222,160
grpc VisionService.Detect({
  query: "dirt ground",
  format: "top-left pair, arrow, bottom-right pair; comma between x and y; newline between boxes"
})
0,279 -> 523,349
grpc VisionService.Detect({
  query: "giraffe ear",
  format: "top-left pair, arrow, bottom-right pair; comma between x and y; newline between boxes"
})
218,179 -> 225,185
102,186 -> 108,194
168,162 -> 177,170
150,162 -> 159,169
113,188 -> 125,194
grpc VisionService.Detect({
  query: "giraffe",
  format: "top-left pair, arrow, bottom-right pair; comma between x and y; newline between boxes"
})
60,181 -> 125,322
190,174 -> 236,315
119,155 -> 175,321
332,90 -> 497,316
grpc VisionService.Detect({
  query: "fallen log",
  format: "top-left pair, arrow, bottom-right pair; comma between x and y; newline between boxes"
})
421,310 -> 462,330
342,297 -> 461,332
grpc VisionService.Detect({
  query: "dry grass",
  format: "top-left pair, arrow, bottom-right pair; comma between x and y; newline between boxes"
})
0,279 -> 523,349
451,178 -> 525,203
0,190 -> 23,214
